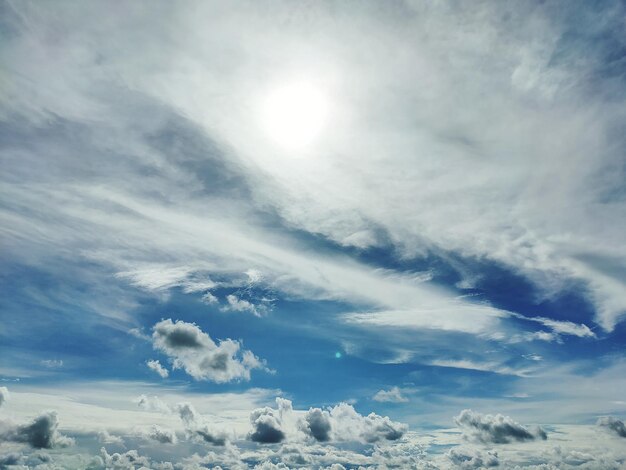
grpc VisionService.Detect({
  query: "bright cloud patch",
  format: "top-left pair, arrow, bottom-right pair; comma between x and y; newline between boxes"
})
372,387 -> 409,403
152,319 -> 266,383
146,359 -> 169,378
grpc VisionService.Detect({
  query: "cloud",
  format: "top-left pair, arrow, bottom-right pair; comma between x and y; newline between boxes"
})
0,412 -> 74,449
455,409 -> 547,444
176,402 -> 229,446
0,387 -> 9,408
597,416 -> 626,438
136,394 -> 171,414
40,359 -> 64,369
299,403 -> 407,444
151,319 -> 266,383
0,452 -> 22,467
249,405 -> 287,444
221,294 -> 264,317
97,430 -> 125,446
509,313 -> 596,339
100,447 -> 150,470
446,447 -> 499,469
372,387 -> 409,403
146,425 -> 177,444
146,359 -> 169,378
300,408 -> 332,442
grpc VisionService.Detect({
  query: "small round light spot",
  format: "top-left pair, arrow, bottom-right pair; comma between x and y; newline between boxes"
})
335,352 -> 342,359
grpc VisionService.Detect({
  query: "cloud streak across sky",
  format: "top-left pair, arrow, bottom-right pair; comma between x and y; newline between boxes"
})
0,0 -> 625,468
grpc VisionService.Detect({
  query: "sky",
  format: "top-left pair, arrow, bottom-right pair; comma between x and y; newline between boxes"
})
1,0 -> 625,469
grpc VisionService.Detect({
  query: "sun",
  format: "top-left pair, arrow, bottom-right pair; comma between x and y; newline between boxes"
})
261,80 -> 329,149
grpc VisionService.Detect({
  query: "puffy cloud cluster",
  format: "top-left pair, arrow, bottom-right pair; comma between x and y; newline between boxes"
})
176,402 -> 230,446
0,451 -> 52,468
455,409 -> 547,444
301,408 -> 332,442
446,447 -> 499,469
0,411 -> 74,449
299,403 -> 408,443
248,398 -> 407,445
146,425 -> 177,444
318,403 -> 407,443
249,400 -> 290,444
152,319 -> 265,383
99,447 -> 151,470
597,416 -> 626,438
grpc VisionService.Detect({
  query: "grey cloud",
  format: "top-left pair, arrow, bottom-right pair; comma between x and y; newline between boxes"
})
298,402 -> 407,444
175,402 -> 229,446
0,412 -> 74,449
372,386 -> 409,403
0,453 -> 21,467
146,425 -> 177,444
0,387 -> 8,408
447,447 -> 499,469
152,319 -> 265,383
154,320 -> 206,349
100,447 -> 150,470
301,408 -> 332,442
597,416 -> 626,438
455,409 -> 547,444
249,406 -> 286,444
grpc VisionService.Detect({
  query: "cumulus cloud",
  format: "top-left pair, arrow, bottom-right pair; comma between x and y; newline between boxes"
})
136,394 -> 171,414
300,408 -> 332,442
455,409 -> 547,444
146,425 -> 177,444
146,359 -> 169,378
373,387 -> 409,403
249,406 -> 287,444
446,447 -> 499,469
97,430 -> 125,446
0,412 -> 74,448
299,403 -> 407,444
151,319 -> 265,383
100,447 -> 150,470
597,416 -> 626,438
176,402 -> 229,446
0,387 -> 9,408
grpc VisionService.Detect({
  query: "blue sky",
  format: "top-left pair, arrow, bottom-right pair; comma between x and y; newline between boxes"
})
1,1 -> 626,468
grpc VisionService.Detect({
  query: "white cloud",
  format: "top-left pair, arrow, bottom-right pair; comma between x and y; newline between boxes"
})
152,319 -> 266,383
299,402 -> 407,444
40,360 -> 63,369
0,387 -> 9,408
176,402 -> 230,446
146,359 -> 169,379
373,387 -> 409,403
446,447 -> 499,469
222,294 -> 263,317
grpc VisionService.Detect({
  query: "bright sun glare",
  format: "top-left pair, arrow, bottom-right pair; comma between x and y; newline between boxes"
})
262,81 -> 329,149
